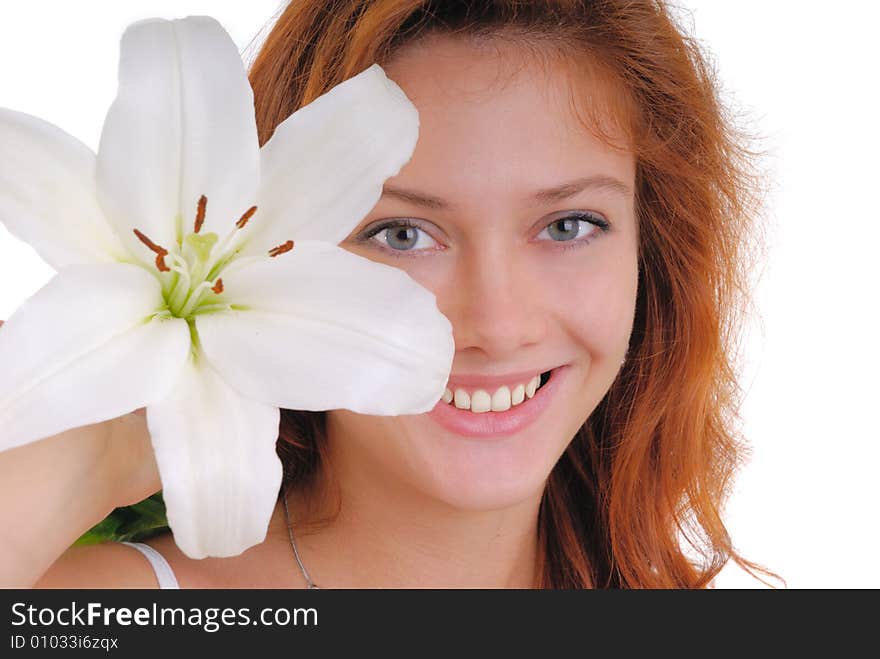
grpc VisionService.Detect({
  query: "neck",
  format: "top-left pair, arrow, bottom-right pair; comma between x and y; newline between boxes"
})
279,432 -> 543,589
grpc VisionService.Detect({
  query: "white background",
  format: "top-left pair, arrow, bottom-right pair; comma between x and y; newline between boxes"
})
0,1 -> 877,587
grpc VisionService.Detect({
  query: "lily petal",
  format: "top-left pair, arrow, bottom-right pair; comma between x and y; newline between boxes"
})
146,351 -> 281,559
197,241 -> 453,415
241,64 -> 419,254
0,263 -> 190,450
96,16 -> 259,262
0,109 -> 129,269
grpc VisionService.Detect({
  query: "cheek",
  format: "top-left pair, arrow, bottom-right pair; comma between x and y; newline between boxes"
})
555,250 -> 639,359
328,410 -> 423,475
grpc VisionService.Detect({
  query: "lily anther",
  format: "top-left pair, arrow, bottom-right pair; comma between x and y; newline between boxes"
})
133,194 -> 294,320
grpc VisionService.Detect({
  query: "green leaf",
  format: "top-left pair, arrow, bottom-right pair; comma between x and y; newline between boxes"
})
74,492 -> 170,546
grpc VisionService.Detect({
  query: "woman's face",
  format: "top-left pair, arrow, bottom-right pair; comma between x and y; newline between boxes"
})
332,35 -> 639,511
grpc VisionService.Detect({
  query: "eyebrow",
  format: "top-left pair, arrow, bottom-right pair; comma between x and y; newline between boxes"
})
380,175 -> 633,211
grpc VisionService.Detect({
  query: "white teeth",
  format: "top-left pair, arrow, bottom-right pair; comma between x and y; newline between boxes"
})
470,390 -> 491,413
491,386 -> 511,412
511,383 -> 525,405
525,375 -> 539,399
446,373 -> 547,413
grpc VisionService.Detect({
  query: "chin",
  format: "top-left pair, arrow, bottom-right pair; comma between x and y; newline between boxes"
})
399,417 -> 574,513
422,467 -> 550,513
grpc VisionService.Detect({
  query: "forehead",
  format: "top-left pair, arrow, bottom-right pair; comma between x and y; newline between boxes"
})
382,34 -> 636,194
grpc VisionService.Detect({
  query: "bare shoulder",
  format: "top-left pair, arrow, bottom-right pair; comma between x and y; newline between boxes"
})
32,533 -> 227,589
34,498 -> 303,589
33,542 -> 162,588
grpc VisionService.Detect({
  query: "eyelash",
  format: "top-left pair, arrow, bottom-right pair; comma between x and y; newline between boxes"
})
536,212 -> 611,252
358,219 -> 436,258
357,212 -> 611,258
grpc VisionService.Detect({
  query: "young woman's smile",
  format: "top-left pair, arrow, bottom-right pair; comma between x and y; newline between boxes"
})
426,364 -> 570,439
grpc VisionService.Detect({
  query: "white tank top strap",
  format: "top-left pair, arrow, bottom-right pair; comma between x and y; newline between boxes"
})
119,541 -> 180,589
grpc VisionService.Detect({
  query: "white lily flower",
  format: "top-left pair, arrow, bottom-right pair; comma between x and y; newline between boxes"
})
0,16 -> 454,559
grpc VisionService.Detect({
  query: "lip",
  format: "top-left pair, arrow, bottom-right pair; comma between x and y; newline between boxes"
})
426,365 -> 569,439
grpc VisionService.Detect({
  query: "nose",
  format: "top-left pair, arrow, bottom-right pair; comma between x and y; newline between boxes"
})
441,241 -> 548,361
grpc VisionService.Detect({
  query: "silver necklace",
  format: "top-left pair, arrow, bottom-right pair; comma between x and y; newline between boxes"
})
282,484 -> 320,589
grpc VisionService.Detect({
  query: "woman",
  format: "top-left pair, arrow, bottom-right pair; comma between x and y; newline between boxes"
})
4,0 -> 770,588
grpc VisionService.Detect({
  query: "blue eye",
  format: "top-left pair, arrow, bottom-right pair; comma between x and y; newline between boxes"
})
536,212 -> 610,247
357,211 -> 610,257
359,219 -> 440,255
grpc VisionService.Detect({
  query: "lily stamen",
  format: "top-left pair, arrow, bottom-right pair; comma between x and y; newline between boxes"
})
194,195 -> 207,234
204,205 -> 259,278
167,252 -> 190,274
236,205 -> 257,229
165,252 -> 193,311
178,277 -> 224,318
268,240 -> 294,257
133,228 -> 170,272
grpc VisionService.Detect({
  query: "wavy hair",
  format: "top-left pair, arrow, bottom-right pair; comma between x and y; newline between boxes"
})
248,0 -> 775,588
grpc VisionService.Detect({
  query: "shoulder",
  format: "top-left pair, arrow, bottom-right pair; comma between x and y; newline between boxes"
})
36,497 -> 297,588
33,533 -> 232,588
34,541 -> 162,588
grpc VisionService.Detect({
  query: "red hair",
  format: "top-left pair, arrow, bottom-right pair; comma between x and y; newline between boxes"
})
249,0 -> 776,588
